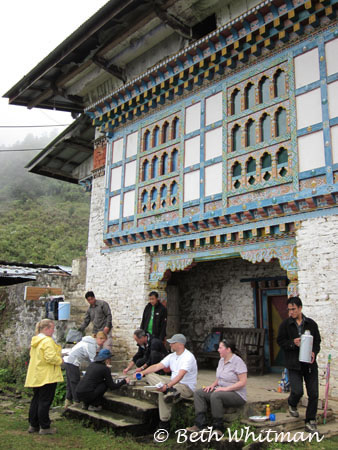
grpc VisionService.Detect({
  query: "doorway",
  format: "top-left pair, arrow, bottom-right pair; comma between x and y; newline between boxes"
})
261,289 -> 288,371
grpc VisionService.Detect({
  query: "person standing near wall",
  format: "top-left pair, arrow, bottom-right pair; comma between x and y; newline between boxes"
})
140,291 -> 167,341
277,296 -> 321,433
25,319 -> 63,435
79,291 -> 113,352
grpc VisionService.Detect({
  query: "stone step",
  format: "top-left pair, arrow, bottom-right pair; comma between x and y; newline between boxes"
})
65,404 -> 151,436
103,391 -> 158,423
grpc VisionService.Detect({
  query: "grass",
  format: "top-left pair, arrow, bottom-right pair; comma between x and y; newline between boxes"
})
0,389 -> 337,450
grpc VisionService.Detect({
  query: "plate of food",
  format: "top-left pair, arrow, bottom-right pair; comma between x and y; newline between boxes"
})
249,416 -> 269,422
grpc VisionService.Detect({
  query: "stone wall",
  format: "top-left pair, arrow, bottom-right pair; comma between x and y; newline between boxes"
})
0,258 -> 88,360
168,258 -> 286,346
296,215 -> 338,397
86,175 -> 151,361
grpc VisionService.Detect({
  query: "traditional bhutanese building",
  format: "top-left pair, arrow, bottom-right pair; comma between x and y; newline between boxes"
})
4,0 -> 338,395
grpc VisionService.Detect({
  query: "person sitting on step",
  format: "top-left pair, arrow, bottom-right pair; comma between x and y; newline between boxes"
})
186,338 -> 247,437
63,331 -> 107,409
123,329 -> 168,375
75,349 -> 129,411
134,333 -> 197,431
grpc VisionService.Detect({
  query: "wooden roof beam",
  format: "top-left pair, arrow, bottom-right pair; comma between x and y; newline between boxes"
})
92,55 -> 126,82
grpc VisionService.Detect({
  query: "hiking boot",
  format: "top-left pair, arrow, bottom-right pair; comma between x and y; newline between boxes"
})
28,426 -> 39,433
288,404 -> 299,417
64,399 -> 73,409
88,405 -> 102,412
163,387 -> 180,404
39,428 -> 57,435
158,420 -> 170,431
82,403 -> 89,410
305,420 -> 322,435
186,425 -> 201,433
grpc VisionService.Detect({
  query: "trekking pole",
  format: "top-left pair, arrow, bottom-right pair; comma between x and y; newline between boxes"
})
323,354 -> 331,425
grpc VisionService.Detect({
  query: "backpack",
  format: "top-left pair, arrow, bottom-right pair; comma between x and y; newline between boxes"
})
202,331 -> 221,352
45,296 -> 64,320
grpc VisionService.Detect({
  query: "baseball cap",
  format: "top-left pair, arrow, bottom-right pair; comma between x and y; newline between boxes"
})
167,333 -> 186,344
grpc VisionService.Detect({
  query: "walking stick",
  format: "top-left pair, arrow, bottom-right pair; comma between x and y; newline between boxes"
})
323,354 -> 331,425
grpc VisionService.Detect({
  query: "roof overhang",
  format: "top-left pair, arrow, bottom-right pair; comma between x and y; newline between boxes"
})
25,114 -> 94,184
3,0 -> 216,113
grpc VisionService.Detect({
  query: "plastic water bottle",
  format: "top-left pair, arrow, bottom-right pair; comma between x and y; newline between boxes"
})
299,330 -> 313,363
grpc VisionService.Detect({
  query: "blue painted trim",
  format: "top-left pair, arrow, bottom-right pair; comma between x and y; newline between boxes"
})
296,123 -> 322,137
298,167 -> 326,179
102,206 -> 338,253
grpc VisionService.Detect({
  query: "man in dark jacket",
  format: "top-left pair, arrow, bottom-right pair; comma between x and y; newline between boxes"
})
76,349 -> 127,411
140,291 -> 167,341
79,291 -> 113,352
277,297 -> 321,433
123,329 -> 168,374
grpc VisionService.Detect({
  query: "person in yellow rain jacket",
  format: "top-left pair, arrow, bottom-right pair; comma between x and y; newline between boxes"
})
25,319 -> 63,435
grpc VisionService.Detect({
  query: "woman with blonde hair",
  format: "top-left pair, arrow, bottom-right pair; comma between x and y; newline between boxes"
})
64,331 -> 107,408
25,319 -> 63,435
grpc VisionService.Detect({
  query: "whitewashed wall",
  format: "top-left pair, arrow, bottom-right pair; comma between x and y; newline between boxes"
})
86,175 -> 151,360
297,215 -> 338,397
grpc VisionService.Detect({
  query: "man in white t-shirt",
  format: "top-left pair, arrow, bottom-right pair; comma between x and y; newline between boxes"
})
134,333 -> 197,430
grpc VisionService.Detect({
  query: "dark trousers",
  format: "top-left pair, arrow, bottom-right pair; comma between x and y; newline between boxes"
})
288,364 -> 319,422
135,350 -> 164,368
29,383 -> 57,430
65,363 -> 80,402
76,383 -> 107,407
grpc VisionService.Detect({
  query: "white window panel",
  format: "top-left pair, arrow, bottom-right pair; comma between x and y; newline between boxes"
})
126,131 -> 138,158
185,102 -> 201,134
205,127 -> 222,160
112,138 -> 123,163
205,163 -> 222,197
124,160 -> 136,187
327,81 -> 338,119
294,48 -> 320,89
184,170 -> 200,202
331,125 -> 338,164
325,38 -> 338,76
123,190 -> 135,217
110,166 -> 122,191
298,130 -> 325,172
184,135 -> 200,167
205,92 -> 222,126
109,195 -> 120,221
296,88 -> 322,129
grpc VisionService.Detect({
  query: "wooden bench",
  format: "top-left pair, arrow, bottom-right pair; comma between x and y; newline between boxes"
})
193,327 -> 265,375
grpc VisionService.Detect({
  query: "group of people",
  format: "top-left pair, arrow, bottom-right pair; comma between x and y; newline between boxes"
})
24,291 -> 321,436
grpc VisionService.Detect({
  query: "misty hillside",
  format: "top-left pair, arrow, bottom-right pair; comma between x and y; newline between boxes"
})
0,133 -> 91,265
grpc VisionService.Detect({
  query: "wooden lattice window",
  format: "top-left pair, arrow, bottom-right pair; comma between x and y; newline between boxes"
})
258,76 -> 270,104
232,124 -> 241,152
275,108 -> 287,137
231,89 -> 241,115
260,114 -> 271,142
162,122 -> 169,144
246,119 -> 255,147
274,70 -> 285,97
244,83 -> 255,110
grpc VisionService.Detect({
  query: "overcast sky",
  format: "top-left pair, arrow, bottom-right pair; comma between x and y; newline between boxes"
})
0,0 -> 108,148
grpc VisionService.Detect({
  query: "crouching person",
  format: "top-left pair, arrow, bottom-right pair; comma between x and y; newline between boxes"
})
64,331 -> 107,408
76,349 -> 128,411
123,329 -> 168,375
187,339 -> 247,437
134,334 -> 197,431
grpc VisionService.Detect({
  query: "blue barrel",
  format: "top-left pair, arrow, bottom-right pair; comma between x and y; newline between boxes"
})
58,302 -> 70,320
